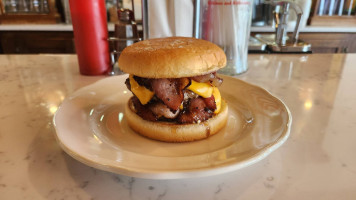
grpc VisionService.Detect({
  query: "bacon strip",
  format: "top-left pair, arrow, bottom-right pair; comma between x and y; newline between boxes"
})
131,97 -> 157,121
151,78 -> 186,110
178,97 -> 214,124
203,95 -> 216,111
125,78 -> 131,91
148,102 -> 180,119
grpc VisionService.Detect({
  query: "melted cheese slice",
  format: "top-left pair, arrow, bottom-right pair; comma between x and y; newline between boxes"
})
212,87 -> 221,114
187,80 -> 213,98
187,80 -> 222,114
129,75 -> 154,105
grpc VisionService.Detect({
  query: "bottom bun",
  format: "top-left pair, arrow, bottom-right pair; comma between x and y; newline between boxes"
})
125,97 -> 228,142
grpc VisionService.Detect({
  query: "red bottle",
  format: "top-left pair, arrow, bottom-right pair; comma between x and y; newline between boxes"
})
69,0 -> 110,75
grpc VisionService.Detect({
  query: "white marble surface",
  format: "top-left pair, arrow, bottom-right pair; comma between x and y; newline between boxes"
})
0,54 -> 356,199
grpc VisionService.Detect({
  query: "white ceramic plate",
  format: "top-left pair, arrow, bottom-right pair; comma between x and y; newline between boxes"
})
53,75 -> 291,179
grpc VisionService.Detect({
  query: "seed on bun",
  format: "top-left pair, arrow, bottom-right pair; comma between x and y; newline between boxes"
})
118,37 -> 228,142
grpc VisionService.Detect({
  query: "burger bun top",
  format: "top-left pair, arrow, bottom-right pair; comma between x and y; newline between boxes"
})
118,37 -> 226,78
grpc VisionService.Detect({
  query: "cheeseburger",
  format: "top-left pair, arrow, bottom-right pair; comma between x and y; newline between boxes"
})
118,37 -> 228,142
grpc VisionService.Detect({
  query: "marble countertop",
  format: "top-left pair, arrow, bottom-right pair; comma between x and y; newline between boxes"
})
0,54 -> 356,199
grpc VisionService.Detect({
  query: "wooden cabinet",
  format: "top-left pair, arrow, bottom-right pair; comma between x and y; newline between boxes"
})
251,32 -> 356,53
1,30 -> 356,54
0,30 -> 143,54
0,31 -> 75,54
298,32 -> 356,53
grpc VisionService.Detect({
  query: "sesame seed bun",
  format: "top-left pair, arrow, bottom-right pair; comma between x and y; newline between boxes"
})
118,37 -> 226,78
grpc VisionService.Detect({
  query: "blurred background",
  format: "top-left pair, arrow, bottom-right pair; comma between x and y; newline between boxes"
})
0,0 -> 356,54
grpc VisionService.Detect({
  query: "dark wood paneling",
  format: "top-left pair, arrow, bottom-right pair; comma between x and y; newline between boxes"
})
298,33 -> 356,53
1,31 -> 355,54
0,31 -> 75,54
252,32 -> 356,53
